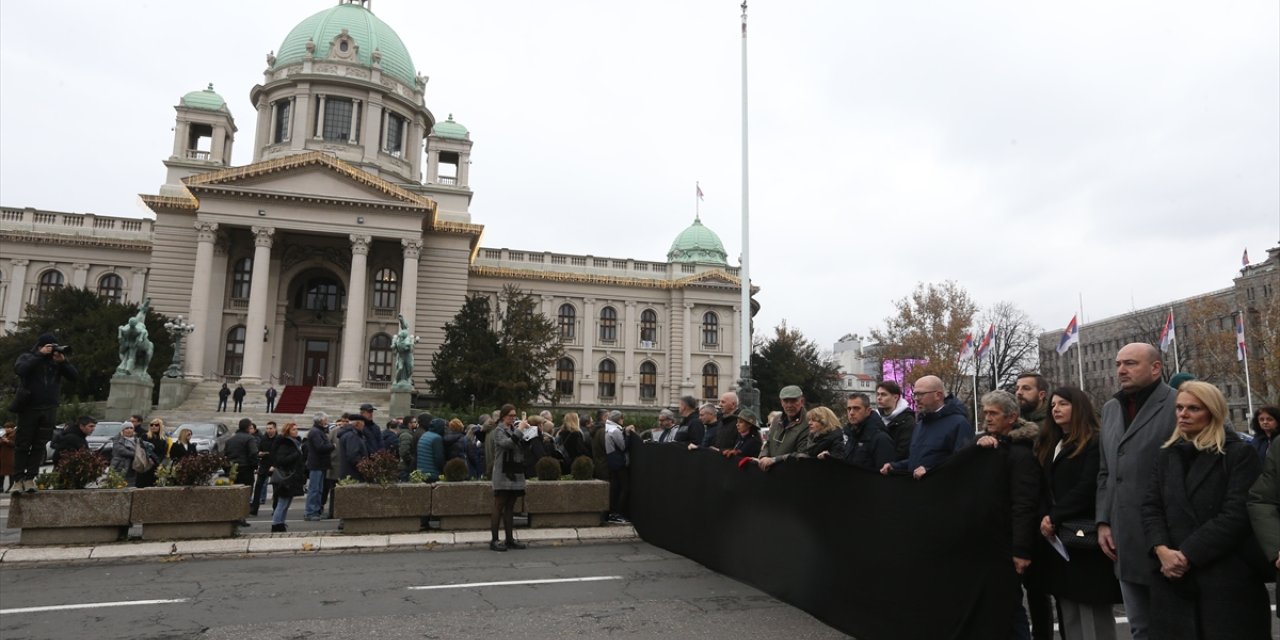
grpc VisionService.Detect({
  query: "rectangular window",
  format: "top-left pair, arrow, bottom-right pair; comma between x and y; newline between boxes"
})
385,112 -> 405,156
273,100 -> 291,143
322,98 -> 354,142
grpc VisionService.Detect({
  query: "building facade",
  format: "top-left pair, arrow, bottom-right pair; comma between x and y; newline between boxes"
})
0,1 -> 752,410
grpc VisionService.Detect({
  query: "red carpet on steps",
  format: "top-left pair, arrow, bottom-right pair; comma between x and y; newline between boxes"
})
273,385 -> 313,414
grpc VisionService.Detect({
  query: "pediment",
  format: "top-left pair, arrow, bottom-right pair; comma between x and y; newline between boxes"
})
182,151 -> 434,211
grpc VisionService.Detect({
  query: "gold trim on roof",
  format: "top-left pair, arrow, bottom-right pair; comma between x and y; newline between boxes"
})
0,231 -> 152,253
139,194 -> 199,211
183,151 -> 436,210
469,265 -> 743,290
434,220 -> 484,236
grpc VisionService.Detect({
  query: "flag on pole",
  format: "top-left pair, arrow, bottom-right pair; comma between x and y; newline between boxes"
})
1243,248 -> 1250,267
974,323 -> 995,360
1158,309 -> 1175,353
958,332 -> 975,362
1236,314 -> 1247,361
1056,315 -> 1080,355
696,183 -> 705,201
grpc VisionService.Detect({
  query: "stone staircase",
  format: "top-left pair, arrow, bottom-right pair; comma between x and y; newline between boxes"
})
152,381 -> 393,427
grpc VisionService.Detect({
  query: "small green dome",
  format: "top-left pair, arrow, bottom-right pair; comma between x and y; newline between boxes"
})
667,217 -> 728,265
180,84 -> 227,111
274,2 -> 417,87
432,114 -> 469,140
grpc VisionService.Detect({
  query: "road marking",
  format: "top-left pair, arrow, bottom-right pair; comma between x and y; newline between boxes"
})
409,576 -> 623,591
0,598 -> 189,615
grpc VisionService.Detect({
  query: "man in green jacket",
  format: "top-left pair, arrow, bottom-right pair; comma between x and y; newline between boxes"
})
759,385 -> 810,467
1248,438 -> 1280,618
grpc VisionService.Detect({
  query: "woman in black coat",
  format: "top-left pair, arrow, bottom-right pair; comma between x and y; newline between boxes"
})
1031,387 -> 1121,640
1140,381 -> 1269,640
168,428 -> 198,463
269,422 -> 306,533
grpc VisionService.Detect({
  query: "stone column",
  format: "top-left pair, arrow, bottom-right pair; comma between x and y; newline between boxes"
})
3,259 -> 29,332
732,305 -> 743,377
338,234 -> 371,388
291,93 -> 310,150
623,301 -> 637,380
582,297 -> 596,378
239,226 -> 274,384
314,94 -> 326,138
172,122 -> 187,159
348,99 -> 361,144
683,303 -> 694,383
399,238 -> 422,322
186,224 -> 218,379
129,267 -> 147,304
71,263 -> 89,289
364,100 -> 384,159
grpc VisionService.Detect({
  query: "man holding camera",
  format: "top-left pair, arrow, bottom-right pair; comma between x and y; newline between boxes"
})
10,334 -> 77,494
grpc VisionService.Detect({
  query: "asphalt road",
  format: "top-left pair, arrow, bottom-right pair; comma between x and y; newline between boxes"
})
0,541 -> 851,640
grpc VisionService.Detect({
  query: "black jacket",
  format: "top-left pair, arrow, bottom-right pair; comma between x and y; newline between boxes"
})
726,431 -> 761,458
882,408 -> 916,462
714,413 -> 740,450
14,350 -> 77,409
51,425 -> 90,464
306,425 -> 335,471
1140,432 -> 1269,640
562,430 -> 589,462
338,426 -> 368,481
978,431 -> 1041,560
169,441 -> 197,463
256,434 -> 278,473
835,412 -> 895,471
271,437 -> 307,497
674,411 -> 704,445
232,386 -> 246,401
223,431 -> 259,468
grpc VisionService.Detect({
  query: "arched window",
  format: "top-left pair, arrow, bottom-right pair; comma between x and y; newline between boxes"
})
372,268 -> 397,309
296,277 -> 343,311
640,309 -> 658,345
37,270 -> 64,308
702,363 -> 719,400
599,306 -> 617,343
702,311 -> 719,347
367,333 -> 392,383
555,357 -> 575,397
223,326 -> 246,376
639,361 -> 658,400
97,273 -> 124,304
598,359 -> 617,399
557,303 -> 576,341
230,258 -> 253,299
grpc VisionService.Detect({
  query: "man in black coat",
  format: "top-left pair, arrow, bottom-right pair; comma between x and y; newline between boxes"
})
232,384 -> 246,412
714,391 -> 741,450
11,334 -> 78,494
875,380 -> 916,462
976,390 -> 1042,640
223,418 -> 259,525
673,396 -> 704,445
822,393 -> 894,471
359,403 -> 383,453
693,404 -> 722,450
339,417 -> 369,481
304,412 -> 334,521
251,421 -> 278,515
51,416 -> 96,465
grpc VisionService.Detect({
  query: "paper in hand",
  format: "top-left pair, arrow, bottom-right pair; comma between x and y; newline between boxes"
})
1047,535 -> 1070,562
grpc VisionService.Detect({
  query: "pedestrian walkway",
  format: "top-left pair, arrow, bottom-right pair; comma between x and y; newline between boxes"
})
0,523 -> 638,564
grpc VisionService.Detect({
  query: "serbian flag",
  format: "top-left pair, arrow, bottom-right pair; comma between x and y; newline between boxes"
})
974,323 -> 995,360
1158,310 -> 1175,353
958,332 -> 975,362
1237,314 -> 1247,361
696,183 -> 705,201
1056,315 -> 1080,355
1243,248 -> 1250,267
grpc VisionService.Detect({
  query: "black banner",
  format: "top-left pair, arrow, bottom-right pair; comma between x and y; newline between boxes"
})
630,444 -> 1019,640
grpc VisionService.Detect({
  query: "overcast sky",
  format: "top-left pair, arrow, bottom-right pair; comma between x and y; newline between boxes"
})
2,1 -> 1277,355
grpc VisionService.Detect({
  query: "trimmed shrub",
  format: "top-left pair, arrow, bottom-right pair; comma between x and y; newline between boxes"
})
570,455 -> 595,480
442,457 -> 469,482
167,453 -> 230,486
535,456 -> 562,481
356,450 -> 401,485
54,448 -> 108,489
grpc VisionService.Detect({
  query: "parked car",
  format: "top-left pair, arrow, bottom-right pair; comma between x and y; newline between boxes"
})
173,422 -> 230,455
84,421 -> 129,460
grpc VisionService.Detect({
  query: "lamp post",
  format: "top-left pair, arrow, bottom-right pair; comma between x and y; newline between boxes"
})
164,316 -> 195,379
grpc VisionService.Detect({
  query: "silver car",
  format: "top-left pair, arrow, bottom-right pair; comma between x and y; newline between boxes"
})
172,422 -> 230,454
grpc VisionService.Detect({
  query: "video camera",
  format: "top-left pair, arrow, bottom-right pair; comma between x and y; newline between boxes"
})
50,344 -> 73,355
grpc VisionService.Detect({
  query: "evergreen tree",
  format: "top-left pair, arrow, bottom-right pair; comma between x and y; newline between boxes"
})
494,285 -> 564,405
751,321 -> 842,415
0,287 -> 174,408
429,295 -> 501,407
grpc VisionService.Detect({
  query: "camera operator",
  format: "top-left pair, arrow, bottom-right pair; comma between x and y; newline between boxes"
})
10,334 -> 77,494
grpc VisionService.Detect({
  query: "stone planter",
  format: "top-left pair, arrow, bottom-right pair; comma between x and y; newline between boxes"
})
6,489 -> 133,545
131,485 -> 250,540
333,483 -> 432,534
431,481 -> 520,530
525,480 -> 609,528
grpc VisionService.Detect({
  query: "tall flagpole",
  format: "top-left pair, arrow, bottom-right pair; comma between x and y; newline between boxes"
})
735,0 -> 759,417
1169,307 -> 1181,373
1076,294 -> 1085,389
1239,310 -> 1255,418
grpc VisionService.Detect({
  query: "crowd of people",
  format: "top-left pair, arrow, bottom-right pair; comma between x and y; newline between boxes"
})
6,331 -> 1280,639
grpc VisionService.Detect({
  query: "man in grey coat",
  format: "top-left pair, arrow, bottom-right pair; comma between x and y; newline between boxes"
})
1095,342 -> 1176,640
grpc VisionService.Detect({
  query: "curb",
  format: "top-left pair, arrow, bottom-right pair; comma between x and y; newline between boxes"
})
0,525 -> 639,565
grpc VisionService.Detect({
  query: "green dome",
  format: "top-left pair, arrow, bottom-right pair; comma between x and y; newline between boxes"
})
274,3 -> 417,87
432,114 -> 469,140
180,84 -> 227,111
667,217 -> 728,265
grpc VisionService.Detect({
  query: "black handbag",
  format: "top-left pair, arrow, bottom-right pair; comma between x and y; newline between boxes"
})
1058,519 -> 1099,550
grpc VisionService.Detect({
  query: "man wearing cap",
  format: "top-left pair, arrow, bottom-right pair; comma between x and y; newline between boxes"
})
758,386 -> 811,468
359,403 -> 383,454
10,334 -> 77,494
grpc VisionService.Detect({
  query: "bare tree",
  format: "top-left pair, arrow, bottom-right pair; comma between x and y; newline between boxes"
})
974,301 -> 1042,392
871,281 -> 978,395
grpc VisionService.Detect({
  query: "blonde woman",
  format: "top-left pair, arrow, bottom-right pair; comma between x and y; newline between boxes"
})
169,428 -> 197,463
559,412 -> 589,463
758,406 -> 843,470
1139,381 -> 1267,639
